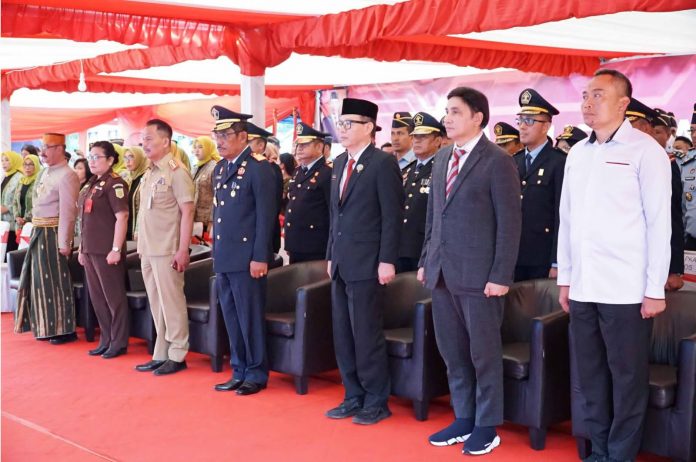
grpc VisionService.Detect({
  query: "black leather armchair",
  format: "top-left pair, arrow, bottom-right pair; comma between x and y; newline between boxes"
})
264,260 -> 334,394
185,258 -> 229,372
572,289 -> 696,462
127,244 -> 212,354
501,278 -> 570,450
382,271 -> 448,421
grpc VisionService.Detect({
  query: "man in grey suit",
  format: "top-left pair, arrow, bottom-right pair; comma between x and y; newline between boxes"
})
418,87 -> 522,456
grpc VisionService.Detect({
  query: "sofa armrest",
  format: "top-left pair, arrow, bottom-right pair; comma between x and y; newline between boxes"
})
266,265 -> 305,314
294,279 -> 335,373
528,310 -> 571,426
183,259 -> 213,301
670,333 -> 696,461
6,249 -> 26,280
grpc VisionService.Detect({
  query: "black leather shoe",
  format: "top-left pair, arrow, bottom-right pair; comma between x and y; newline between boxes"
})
215,378 -> 244,391
49,333 -> 77,345
88,346 -> 108,356
352,406 -> 392,425
235,381 -> 266,395
102,347 -> 127,359
326,400 -> 363,419
153,360 -> 187,376
135,360 -> 166,372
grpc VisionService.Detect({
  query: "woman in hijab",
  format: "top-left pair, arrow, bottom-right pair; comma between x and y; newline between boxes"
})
112,144 -> 131,183
12,154 -> 42,236
1,151 -> 24,253
123,146 -> 148,241
191,136 -> 220,241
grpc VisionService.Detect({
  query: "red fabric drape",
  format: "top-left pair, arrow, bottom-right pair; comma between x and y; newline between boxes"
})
10,93 -> 316,141
269,0 -> 696,49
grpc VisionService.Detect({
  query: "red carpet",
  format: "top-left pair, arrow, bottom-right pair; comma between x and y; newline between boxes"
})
1,314 -> 668,462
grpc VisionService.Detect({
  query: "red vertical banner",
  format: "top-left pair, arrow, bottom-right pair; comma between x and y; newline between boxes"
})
272,108 -> 278,135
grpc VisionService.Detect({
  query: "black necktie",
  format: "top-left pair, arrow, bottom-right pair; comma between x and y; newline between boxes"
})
525,153 -> 532,173
302,166 -> 308,174
414,163 -> 422,176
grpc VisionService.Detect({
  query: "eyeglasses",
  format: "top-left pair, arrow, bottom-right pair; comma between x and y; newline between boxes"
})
337,119 -> 370,130
516,117 -> 548,127
124,155 -> 135,161
212,130 -> 238,141
86,155 -> 107,161
23,163 -> 35,168
41,144 -> 61,151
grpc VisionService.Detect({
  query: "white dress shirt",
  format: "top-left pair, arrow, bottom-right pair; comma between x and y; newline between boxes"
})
340,143 -> 370,193
557,119 -> 671,303
447,130 -> 484,175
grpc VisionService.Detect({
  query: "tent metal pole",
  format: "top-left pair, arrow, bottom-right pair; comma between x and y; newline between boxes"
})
1,98 -> 10,151
241,74 -> 266,128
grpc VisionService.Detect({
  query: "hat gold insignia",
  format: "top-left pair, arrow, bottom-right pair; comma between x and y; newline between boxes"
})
212,108 -> 220,120
296,124 -> 303,135
414,114 -> 424,126
521,90 -> 532,105
494,124 -> 503,136
563,125 -> 573,136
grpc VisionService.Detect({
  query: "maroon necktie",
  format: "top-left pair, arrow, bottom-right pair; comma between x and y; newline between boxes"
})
341,157 -> 356,199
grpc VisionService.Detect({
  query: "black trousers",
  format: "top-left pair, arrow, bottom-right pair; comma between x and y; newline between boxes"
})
288,251 -> 325,264
331,274 -> 390,409
570,300 -> 652,461
396,257 -> 419,274
216,271 -> 268,385
685,234 -> 696,251
431,275 -> 504,426
514,264 -> 550,282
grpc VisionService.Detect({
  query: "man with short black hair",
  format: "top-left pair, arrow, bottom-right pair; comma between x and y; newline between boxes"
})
419,87 -> 521,455
135,119 -> 195,375
558,70 -> 671,462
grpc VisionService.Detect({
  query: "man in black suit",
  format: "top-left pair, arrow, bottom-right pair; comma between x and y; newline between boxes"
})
325,98 -> 404,425
512,89 -> 566,282
284,122 -> 332,264
418,87 -> 521,455
397,112 -> 444,273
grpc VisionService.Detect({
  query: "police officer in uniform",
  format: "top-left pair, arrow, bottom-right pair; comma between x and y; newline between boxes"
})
391,112 -> 416,170
397,112 -> 443,273
513,89 -> 566,282
493,122 -> 523,155
78,141 -> 130,358
247,122 -> 283,255
284,122 -> 332,264
677,142 -> 696,251
209,106 -> 276,396
135,119 -> 195,376
554,125 -> 588,154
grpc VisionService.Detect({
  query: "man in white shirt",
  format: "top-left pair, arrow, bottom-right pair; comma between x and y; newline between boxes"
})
557,69 -> 671,462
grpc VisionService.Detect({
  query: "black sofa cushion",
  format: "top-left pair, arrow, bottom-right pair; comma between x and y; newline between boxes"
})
648,364 -> 677,409
266,312 -> 295,338
187,301 -> 209,323
127,291 -> 148,310
503,342 -> 530,380
385,327 -> 414,359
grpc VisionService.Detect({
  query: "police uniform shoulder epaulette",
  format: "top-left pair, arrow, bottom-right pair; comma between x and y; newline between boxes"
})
252,153 -> 266,162
168,158 -> 180,170
110,171 -> 120,179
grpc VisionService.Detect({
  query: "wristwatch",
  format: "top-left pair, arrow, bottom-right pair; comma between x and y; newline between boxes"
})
111,246 -> 120,252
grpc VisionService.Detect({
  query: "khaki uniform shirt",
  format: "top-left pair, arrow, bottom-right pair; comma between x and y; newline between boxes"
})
136,153 -> 194,256
78,171 -> 129,254
33,162 -> 79,249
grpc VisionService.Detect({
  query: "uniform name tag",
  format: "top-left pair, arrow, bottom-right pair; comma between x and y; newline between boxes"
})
84,198 -> 93,213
